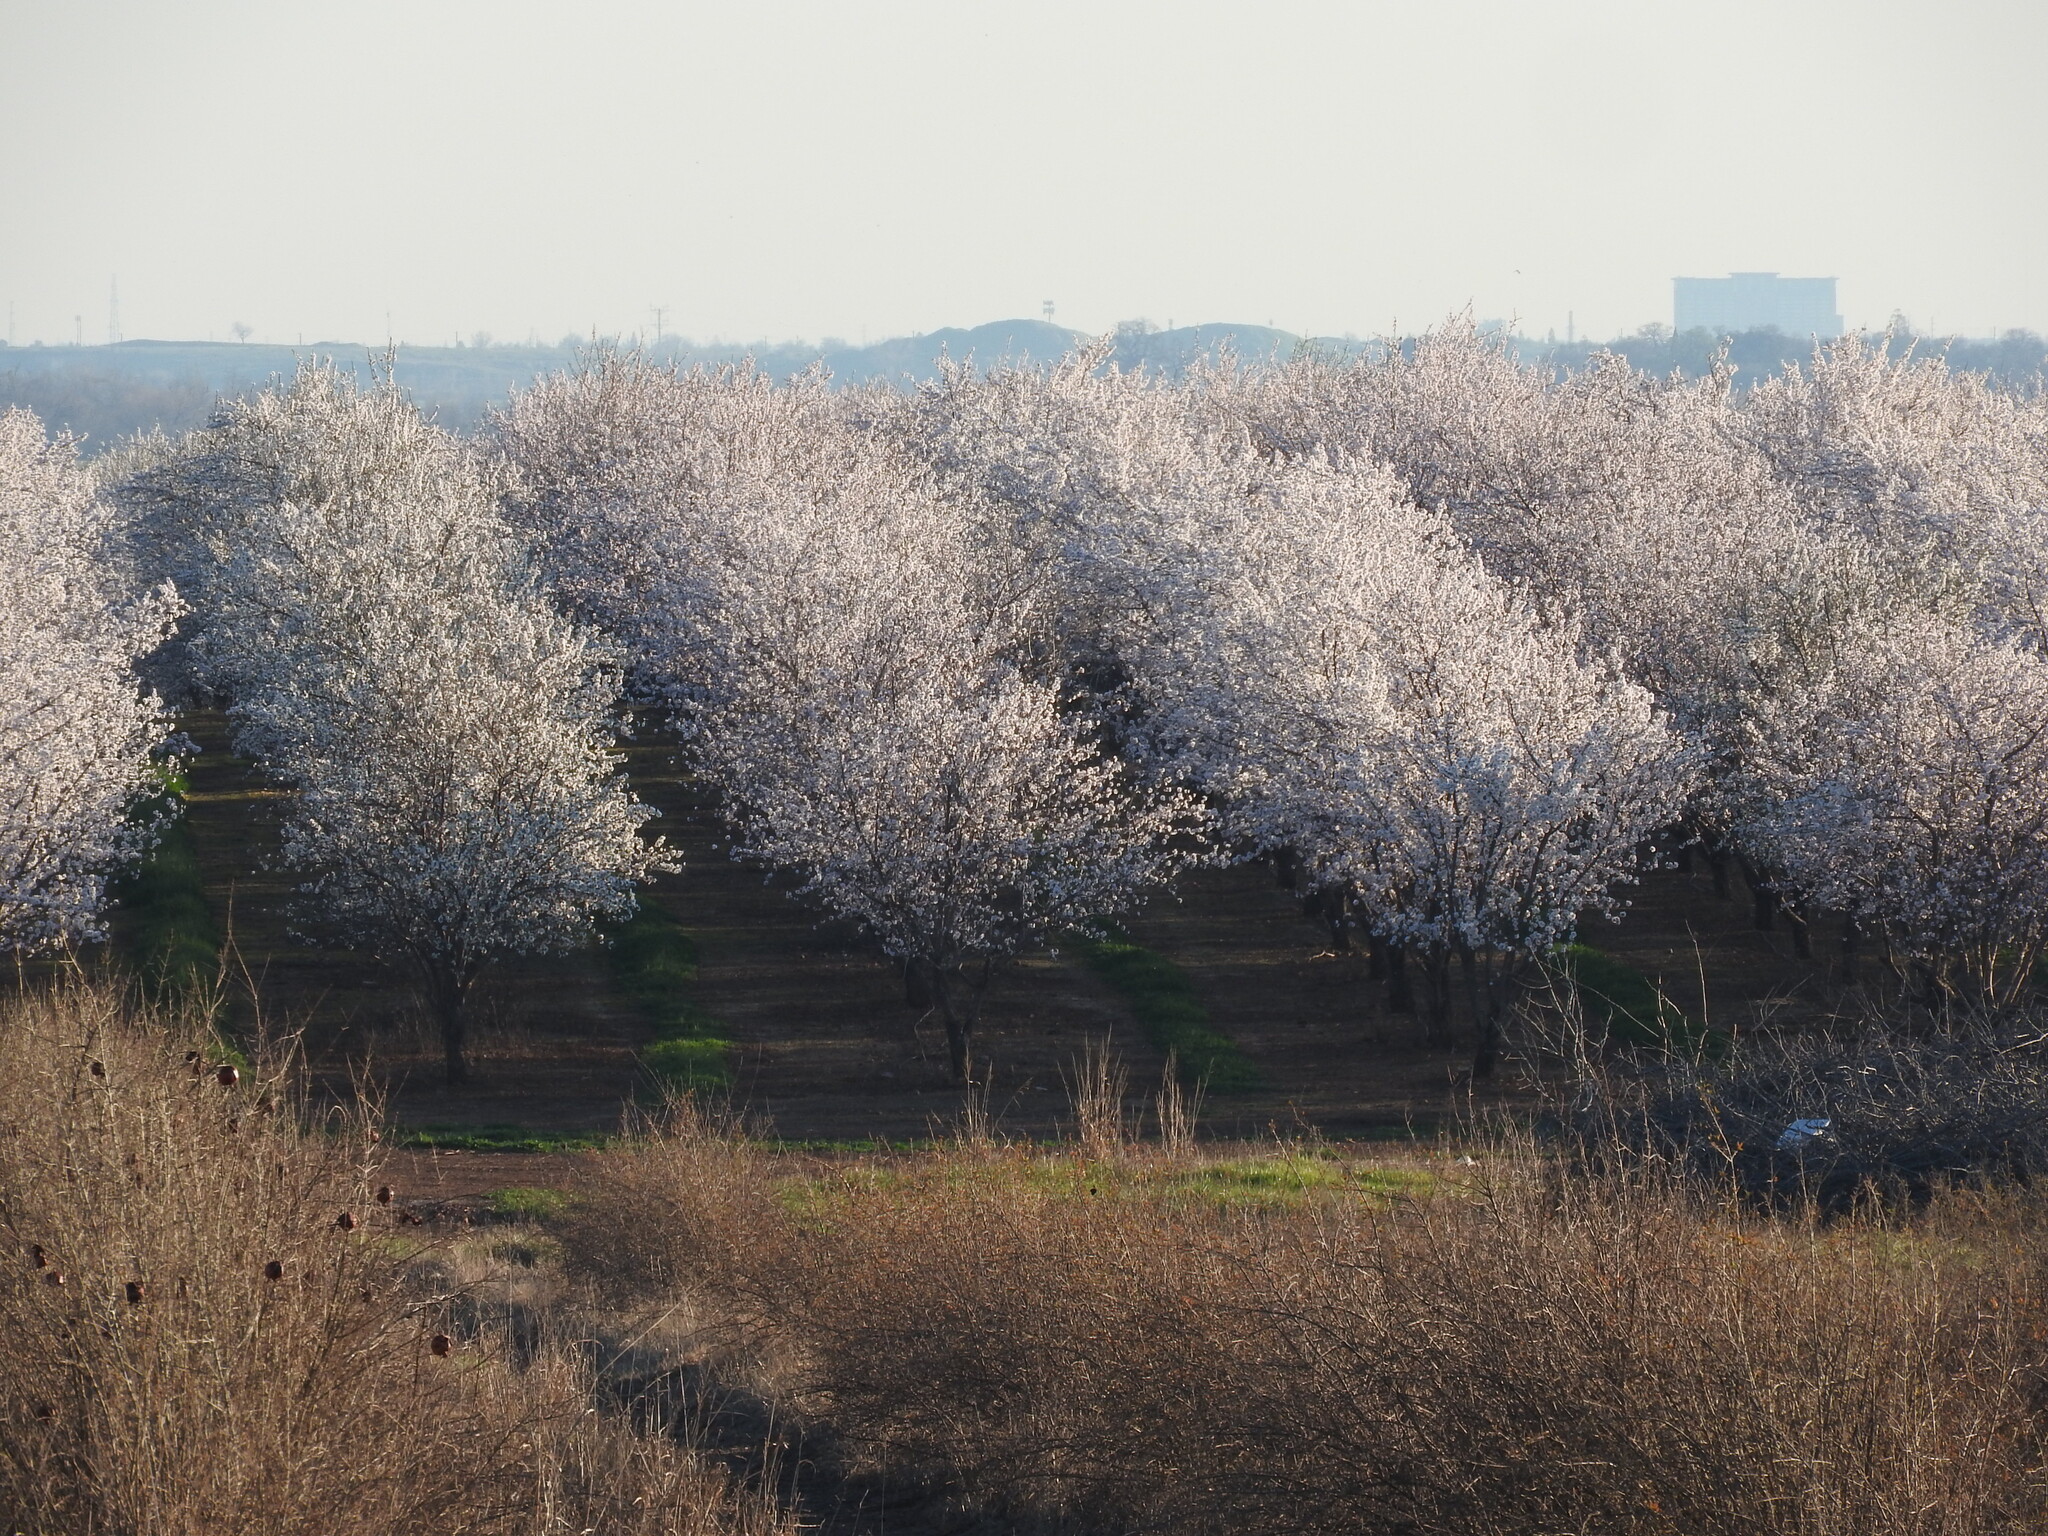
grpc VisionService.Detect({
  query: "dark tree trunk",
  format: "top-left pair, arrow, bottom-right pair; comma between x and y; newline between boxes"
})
1838,913 -> 1861,984
427,965 -> 476,1088
1708,847 -> 1732,901
1734,855 -> 1775,932
443,1011 -> 468,1087
1322,885 -> 1351,951
1274,846 -> 1298,891
943,1013 -> 972,1082
1462,948 -> 1502,1080
1911,960 -> 1943,1016
1752,885 -> 1777,933
1301,885 -> 1351,950
903,956 -> 932,1009
1786,901 -> 1812,960
929,960 -> 989,1083
1385,943 -> 1415,1016
1420,949 -> 1453,1047
1671,839 -> 1694,875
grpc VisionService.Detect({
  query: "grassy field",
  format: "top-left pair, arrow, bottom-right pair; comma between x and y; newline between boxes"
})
115,713 -> 1847,1149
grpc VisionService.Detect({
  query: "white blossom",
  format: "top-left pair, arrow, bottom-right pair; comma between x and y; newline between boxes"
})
1124,455 -> 1696,1067
1740,616 -> 2048,1007
0,409 -> 176,951
694,453 -> 1201,1080
137,365 -> 668,1082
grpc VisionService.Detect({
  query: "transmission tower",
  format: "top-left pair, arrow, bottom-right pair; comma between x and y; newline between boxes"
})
1042,299 -> 1055,324
107,277 -> 121,345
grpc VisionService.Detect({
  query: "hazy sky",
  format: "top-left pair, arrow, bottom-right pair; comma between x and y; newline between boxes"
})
3,0 -> 2044,347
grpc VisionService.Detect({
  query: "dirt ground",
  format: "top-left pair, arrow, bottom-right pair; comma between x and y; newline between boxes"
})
156,715 -> 1856,1153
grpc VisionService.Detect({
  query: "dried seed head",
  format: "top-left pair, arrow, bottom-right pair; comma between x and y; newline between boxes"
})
335,1211 -> 357,1231
376,1185 -> 394,1205
89,1060 -> 105,1079
124,1281 -> 145,1306
430,1333 -> 453,1357
216,1065 -> 239,1088
30,1244 -> 47,1268
263,1260 -> 284,1282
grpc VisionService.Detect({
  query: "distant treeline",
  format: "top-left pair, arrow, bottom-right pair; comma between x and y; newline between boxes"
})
1525,324 -> 2048,388
4,319 -> 2041,452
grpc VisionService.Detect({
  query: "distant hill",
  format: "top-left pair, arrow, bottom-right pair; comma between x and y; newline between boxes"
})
9,319 -> 2032,452
0,320 -> 1343,448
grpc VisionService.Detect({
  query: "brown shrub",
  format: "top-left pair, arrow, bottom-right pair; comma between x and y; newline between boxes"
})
569,1115 -> 2048,1535
0,981 -> 789,1536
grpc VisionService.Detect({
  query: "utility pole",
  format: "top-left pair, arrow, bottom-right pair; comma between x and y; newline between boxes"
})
1042,299 -> 1055,324
74,315 -> 83,347
107,277 -> 121,345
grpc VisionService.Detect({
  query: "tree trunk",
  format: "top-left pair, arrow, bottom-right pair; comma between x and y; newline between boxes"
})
427,965 -> 474,1088
1708,846 -> 1732,901
902,956 -> 932,1009
1321,885 -> 1350,951
1462,948 -> 1502,1080
1420,949 -> 1453,1047
1786,900 -> 1812,960
1838,913 -> 1860,984
1734,855 -> 1775,932
1385,942 -> 1415,1016
943,1013 -> 972,1082
1274,846 -> 1298,892
929,960 -> 988,1083
1910,959 -> 1943,1018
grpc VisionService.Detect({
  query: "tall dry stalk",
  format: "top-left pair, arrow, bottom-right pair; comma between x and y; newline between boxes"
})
1065,1038 -> 1130,1159
1152,1051 -> 1202,1157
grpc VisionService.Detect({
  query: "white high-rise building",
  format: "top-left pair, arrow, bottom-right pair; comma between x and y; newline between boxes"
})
1673,273 -> 1842,337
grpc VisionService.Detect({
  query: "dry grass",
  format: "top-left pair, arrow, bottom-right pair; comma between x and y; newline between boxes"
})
0,979 -> 790,1536
568,1097 -> 2048,1536
16,974 -> 2045,1534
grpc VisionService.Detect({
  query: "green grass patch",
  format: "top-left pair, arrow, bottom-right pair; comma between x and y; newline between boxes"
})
1167,1153 -> 1437,1206
761,1137 -> 941,1154
1071,932 -> 1261,1092
606,902 -> 734,1093
774,1149 -> 1437,1221
1549,944 -> 1720,1055
394,1125 -> 613,1153
484,1186 -> 572,1221
108,803 -> 219,997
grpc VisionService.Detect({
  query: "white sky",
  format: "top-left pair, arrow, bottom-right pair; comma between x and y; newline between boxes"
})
2,0 -> 2043,347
